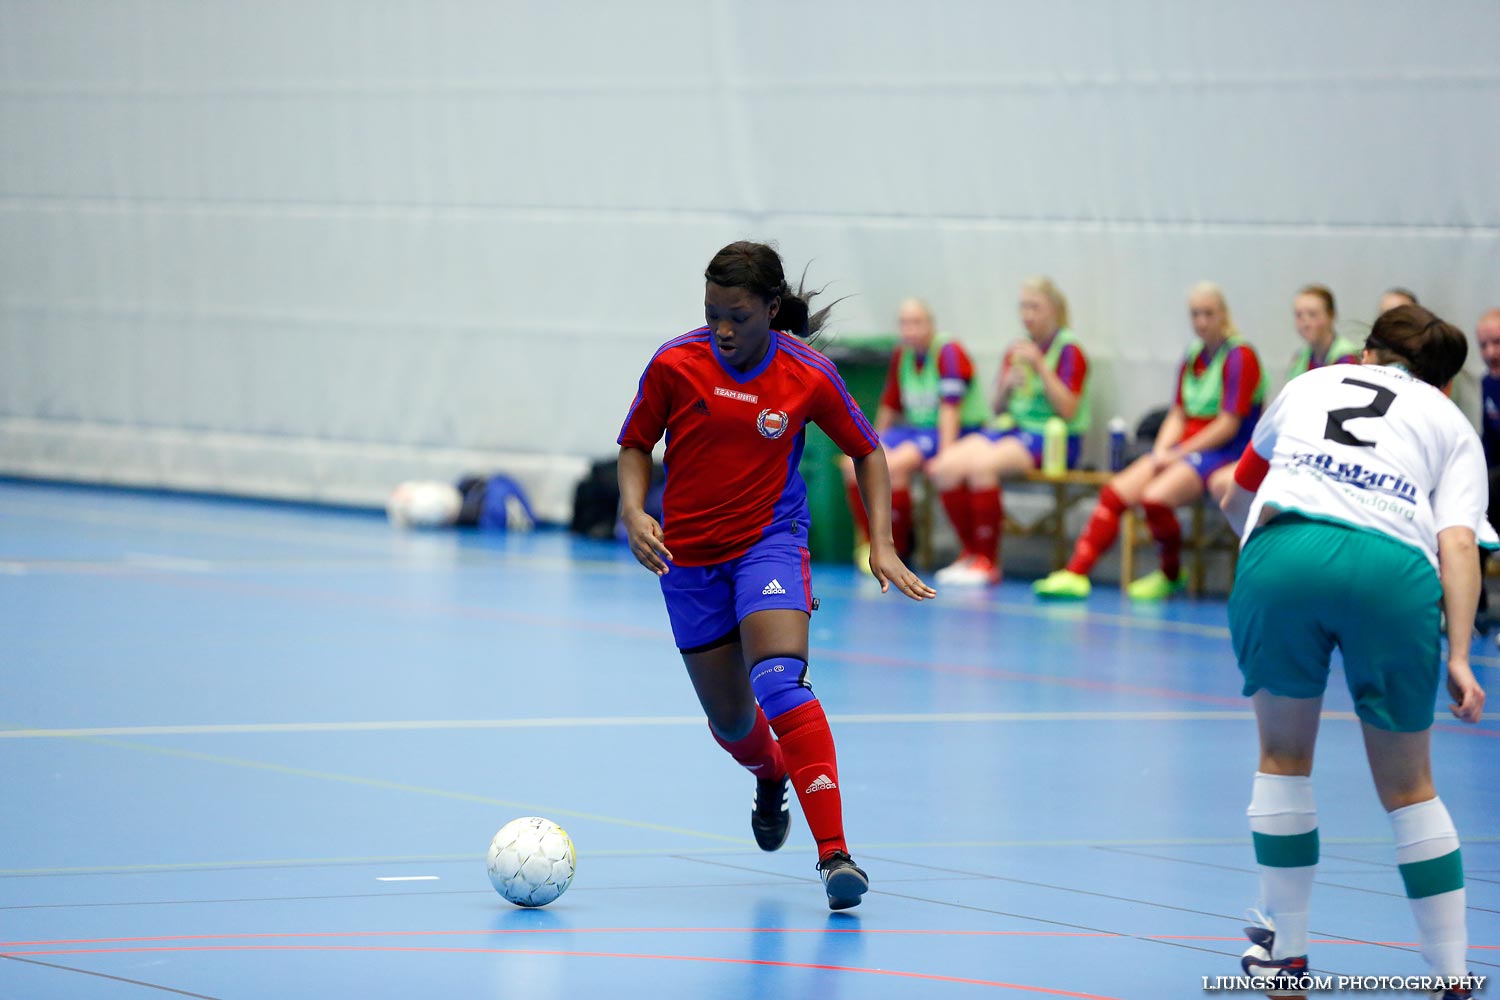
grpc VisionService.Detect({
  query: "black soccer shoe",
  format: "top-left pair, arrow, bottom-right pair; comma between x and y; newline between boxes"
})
816,851 -> 869,911
1432,986 -> 1474,1000
752,776 -> 790,851
1240,915 -> 1309,998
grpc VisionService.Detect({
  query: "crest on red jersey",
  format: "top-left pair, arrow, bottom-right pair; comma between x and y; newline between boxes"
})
756,408 -> 789,439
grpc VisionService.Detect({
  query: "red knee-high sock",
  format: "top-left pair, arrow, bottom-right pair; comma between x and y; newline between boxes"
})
890,487 -> 913,558
942,485 -> 978,554
709,706 -> 786,781
1066,485 -> 1127,575
971,486 -> 1002,565
939,485 -> 976,555
768,700 -> 846,859
845,480 -> 870,543
1141,501 -> 1182,581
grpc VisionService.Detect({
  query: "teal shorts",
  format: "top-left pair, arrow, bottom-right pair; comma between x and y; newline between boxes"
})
1228,512 -> 1442,732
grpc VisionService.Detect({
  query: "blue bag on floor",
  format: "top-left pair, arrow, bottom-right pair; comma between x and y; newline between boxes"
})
457,474 -> 536,532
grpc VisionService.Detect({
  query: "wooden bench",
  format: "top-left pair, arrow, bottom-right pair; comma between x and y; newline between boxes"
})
1119,493 -> 1240,596
999,469 -> 1239,596
1000,469 -> 1113,569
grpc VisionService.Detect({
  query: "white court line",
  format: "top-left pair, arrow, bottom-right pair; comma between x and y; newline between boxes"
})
0,556 -> 441,573
0,497 -> 596,572
374,875 -> 440,882
17,494 -> 1500,655
0,498 -> 390,553
124,552 -> 217,573
0,710 -> 1357,739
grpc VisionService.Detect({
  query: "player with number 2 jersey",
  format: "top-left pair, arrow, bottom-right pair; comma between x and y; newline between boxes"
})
1219,305 -> 1490,999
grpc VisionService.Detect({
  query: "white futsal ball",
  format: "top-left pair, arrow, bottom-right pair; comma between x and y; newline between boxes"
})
385,480 -> 462,529
486,816 -> 576,907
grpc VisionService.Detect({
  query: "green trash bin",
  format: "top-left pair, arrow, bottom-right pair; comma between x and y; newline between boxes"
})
799,335 -> 897,564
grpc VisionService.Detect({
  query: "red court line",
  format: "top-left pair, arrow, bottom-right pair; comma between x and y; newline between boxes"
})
0,928 -> 1121,948
818,647 -> 1246,707
6,928 -> 1489,951
1433,723 -> 1500,739
0,944 -> 1121,998
140,574 -> 1246,708
1153,935 -> 1498,949
126,572 -> 1500,727
128,575 -> 670,639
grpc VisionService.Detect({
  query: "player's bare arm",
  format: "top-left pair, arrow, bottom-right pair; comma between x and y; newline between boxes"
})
1438,526 -> 1485,723
853,448 -> 936,601
618,445 -> 673,575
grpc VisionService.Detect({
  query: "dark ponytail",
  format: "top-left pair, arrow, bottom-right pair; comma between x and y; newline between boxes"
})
704,241 -> 841,340
1364,304 -> 1467,388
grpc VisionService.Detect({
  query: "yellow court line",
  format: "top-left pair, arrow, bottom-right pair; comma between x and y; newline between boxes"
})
0,710 -> 1362,740
41,732 -> 751,848
0,848 -> 775,878
0,854 -> 486,876
6,836 -> 1499,878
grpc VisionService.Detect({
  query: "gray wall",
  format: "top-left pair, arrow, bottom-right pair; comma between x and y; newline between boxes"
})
3,1 -> 1497,514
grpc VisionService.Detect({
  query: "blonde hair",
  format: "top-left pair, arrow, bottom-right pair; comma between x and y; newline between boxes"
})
1021,276 -> 1070,330
897,297 -> 936,327
1188,280 -> 1239,338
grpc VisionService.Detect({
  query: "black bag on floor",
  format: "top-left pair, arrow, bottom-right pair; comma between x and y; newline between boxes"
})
570,459 -> 665,540
571,460 -> 621,539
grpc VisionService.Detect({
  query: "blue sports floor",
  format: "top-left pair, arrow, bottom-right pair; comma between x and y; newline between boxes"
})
2,480 -> 1496,999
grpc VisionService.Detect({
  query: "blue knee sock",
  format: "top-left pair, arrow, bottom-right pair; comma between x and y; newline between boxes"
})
750,656 -> 813,719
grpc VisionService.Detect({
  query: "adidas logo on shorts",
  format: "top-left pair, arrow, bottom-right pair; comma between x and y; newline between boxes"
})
762,579 -> 787,595
805,774 -> 837,794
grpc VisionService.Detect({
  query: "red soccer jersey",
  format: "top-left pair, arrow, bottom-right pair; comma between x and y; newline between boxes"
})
618,329 -> 879,567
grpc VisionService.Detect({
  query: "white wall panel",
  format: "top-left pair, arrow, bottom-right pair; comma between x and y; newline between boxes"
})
2,0 -> 1496,509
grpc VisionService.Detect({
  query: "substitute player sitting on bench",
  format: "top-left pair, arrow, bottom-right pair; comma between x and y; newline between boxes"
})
1034,281 -> 1265,601
926,276 -> 1090,586
840,298 -> 990,568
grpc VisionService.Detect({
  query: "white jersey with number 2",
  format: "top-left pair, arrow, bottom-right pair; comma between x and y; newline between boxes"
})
1244,362 -> 1495,570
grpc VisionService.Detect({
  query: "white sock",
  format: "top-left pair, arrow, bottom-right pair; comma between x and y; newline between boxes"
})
1391,797 -> 1467,979
1247,772 -> 1317,959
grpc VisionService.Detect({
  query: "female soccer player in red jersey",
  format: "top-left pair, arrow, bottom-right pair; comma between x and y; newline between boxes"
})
617,241 -> 935,910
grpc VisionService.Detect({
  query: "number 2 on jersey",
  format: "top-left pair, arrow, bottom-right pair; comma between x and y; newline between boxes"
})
1324,378 -> 1396,448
